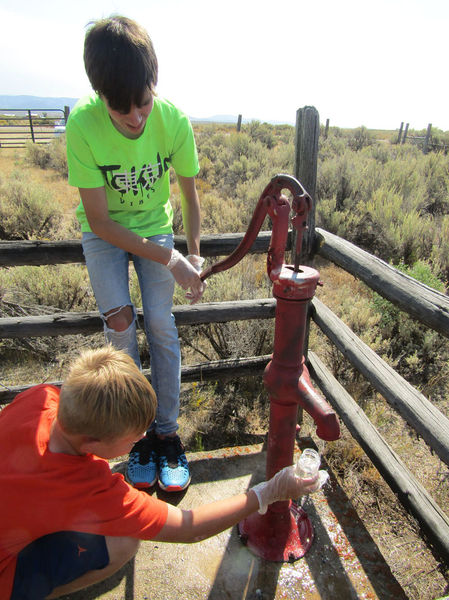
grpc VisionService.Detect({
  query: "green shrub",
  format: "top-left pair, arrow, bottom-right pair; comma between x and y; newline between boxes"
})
0,264 -> 95,312
430,214 -> 449,284
175,255 -> 274,363
48,135 -> 68,178
316,138 -> 449,279
370,261 -> 449,395
362,187 -> 432,263
25,136 -> 68,178
0,176 -> 63,240
196,123 -> 294,202
25,142 -> 52,168
243,121 -> 276,149
346,126 -> 374,151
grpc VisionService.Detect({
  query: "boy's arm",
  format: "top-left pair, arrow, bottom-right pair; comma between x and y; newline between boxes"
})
177,174 -> 201,259
152,491 -> 259,543
79,187 -> 204,302
151,466 -> 320,543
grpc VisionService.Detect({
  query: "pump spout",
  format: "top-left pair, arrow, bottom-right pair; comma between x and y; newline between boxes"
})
298,364 -> 340,441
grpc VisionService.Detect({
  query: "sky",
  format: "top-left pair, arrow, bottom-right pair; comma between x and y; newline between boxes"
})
1,0 -> 448,131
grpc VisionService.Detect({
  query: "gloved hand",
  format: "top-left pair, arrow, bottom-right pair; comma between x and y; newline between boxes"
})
251,465 -> 320,515
186,254 -> 205,273
185,255 -> 207,301
166,249 -> 206,304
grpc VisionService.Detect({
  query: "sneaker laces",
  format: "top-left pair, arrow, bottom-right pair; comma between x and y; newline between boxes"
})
159,436 -> 185,469
131,435 -> 155,465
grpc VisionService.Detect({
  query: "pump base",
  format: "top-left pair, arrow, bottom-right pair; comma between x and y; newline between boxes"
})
238,502 -> 314,562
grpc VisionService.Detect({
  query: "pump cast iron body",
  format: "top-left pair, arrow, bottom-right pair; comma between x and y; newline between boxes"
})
201,174 -> 341,562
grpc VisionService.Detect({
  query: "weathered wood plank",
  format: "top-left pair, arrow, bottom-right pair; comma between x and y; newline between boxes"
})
308,350 -> 449,561
315,227 -> 449,339
294,106 -> 320,264
0,355 -> 271,404
0,299 -> 276,338
311,297 -> 449,467
0,232 -> 286,267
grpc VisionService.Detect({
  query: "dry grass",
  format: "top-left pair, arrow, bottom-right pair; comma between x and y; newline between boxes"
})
310,261 -> 449,599
0,147 -> 79,213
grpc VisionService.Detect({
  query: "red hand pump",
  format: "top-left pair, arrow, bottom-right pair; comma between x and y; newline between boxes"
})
201,174 -> 340,561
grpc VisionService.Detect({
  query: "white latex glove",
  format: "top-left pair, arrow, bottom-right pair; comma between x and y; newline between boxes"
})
186,254 -> 205,273
166,249 -> 205,304
185,255 -> 207,301
251,465 -> 320,515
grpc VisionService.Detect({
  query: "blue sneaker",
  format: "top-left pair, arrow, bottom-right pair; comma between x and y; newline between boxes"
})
126,432 -> 158,489
158,435 -> 191,492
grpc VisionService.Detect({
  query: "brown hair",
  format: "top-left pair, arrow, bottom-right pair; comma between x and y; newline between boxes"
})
58,346 -> 156,440
83,15 -> 158,113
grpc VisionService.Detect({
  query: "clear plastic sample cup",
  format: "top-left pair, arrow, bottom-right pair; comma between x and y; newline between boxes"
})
295,448 -> 321,479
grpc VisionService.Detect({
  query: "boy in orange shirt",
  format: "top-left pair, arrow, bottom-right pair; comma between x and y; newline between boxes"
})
0,346 -> 318,599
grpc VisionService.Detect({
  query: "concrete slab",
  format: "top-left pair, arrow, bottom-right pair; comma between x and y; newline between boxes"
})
60,441 -> 406,600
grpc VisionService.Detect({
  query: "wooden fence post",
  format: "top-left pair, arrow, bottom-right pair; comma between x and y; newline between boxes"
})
324,118 -> 330,139
293,105 -> 319,265
64,105 -> 70,123
423,123 -> 432,154
397,122 -> 404,144
402,123 -> 409,144
236,114 -> 242,132
293,106 -> 320,403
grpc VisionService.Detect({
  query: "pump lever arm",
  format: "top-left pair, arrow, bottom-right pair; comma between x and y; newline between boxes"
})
200,174 -> 311,282
200,184 -> 270,282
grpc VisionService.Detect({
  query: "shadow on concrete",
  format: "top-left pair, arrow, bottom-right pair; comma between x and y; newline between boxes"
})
57,443 -> 406,600
309,462 -> 407,600
205,444 -> 406,600
58,558 -> 135,600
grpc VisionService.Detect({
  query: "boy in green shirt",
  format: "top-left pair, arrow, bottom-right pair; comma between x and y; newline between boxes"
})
66,16 -> 205,493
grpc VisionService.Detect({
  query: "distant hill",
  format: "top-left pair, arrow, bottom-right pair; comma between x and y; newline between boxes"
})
191,114 -> 239,124
0,95 -> 292,125
0,95 -> 79,111
191,114 -> 293,126
191,114 -> 249,124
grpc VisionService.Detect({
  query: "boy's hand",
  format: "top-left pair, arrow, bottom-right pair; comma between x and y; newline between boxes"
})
251,465 -> 320,514
186,254 -> 205,273
167,249 -> 206,304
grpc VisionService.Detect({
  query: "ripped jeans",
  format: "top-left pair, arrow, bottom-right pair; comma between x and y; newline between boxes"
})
81,232 -> 180,436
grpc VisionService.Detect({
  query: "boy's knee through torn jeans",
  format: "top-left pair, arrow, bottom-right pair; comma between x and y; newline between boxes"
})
82,232 -> 181,436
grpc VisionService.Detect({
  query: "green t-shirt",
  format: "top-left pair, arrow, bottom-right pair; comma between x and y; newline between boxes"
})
66,94 -> 199,237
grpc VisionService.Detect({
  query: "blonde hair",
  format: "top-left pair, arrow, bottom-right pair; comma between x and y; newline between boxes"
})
58,346 -> 156,440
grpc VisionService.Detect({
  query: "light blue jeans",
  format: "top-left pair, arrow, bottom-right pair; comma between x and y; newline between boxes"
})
82,232 -> 180,436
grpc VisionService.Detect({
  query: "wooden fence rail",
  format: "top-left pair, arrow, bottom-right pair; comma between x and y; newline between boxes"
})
0,232 -> 277,267
0,299 -> 276,340
311,297 -> 449,468
2,228 -> 448,339
308,351 -> 449,560
0,354 -> 271,405
316,228 -> 449,339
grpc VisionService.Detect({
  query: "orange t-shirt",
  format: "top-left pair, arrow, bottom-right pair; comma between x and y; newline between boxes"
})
0,385 -> 168,598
